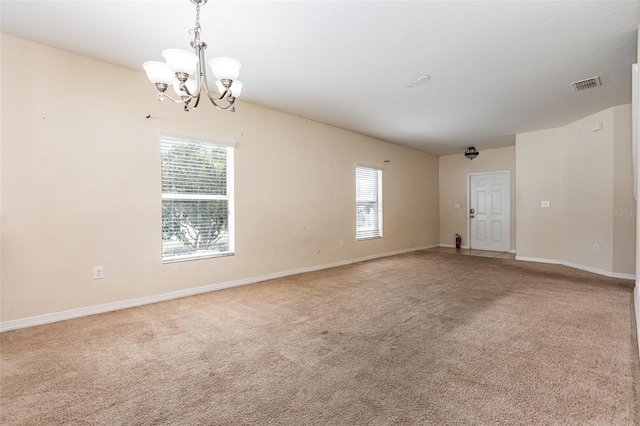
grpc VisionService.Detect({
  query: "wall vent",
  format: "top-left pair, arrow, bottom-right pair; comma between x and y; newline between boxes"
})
571,76 -> 601,92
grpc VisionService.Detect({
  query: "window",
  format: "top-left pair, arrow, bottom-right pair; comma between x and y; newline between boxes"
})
356,165 -> 382,240
161,134 -> 234,262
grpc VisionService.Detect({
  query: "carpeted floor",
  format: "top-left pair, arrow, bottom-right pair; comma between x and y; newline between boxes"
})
1,251 -> 639,425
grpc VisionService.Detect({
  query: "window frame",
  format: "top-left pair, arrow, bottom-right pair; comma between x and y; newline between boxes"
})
160,132 -> 235,263
355,164 -> 383,240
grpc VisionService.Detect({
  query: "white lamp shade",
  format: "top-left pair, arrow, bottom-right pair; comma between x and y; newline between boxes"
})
209,57 -> 241,80
142,61 -> 175,84
216,80 -> 243,98
162,49 -> 198,75
173,79 -> 197,97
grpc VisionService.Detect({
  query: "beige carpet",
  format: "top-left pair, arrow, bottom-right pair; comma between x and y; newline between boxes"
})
1,251 -> 639,425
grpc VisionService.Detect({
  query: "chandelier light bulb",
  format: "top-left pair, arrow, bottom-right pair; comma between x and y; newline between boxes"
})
142,61 -> 175,84
209,57 -> 241,81
162,49 -> 199,75
216,80 -> 243,97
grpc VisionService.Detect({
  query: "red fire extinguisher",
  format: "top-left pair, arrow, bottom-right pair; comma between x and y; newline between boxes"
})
455,233 -> 461,249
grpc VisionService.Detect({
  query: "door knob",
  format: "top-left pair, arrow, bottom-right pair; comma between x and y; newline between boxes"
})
470,215 -> 475,218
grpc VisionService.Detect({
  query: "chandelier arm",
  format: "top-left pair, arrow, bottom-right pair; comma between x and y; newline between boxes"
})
173,71 -> 199,102
184,43 -> 205,100
203,89 -> 234,108
179,83 -> 198,101
201,86 -> 235,110
195,45 -> 225,103
204,86 -> 229,102
193,44 -> 236,111
212,99 -> 235,110
157,92 -> 190,104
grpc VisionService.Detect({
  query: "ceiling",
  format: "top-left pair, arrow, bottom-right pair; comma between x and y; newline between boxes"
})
1,1 -> 638,155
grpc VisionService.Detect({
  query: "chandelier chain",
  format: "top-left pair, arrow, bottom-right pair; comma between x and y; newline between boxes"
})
195,2 -> 200,31
192,2 -> 202,42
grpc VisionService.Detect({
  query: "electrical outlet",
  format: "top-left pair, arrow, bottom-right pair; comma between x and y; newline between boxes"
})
93,266 -> 104,280
427,230 -> 431,236
340,239 -> 345,247
593,244 -> 599,252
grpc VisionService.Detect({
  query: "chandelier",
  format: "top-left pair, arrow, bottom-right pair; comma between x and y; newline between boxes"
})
142,0 -> 243,112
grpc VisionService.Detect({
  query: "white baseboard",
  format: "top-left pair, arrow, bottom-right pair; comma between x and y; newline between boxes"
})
439,243 -> 470,249
515,256 -> 636,280
515,256 -> 563,265
612,272 -> 638,280
0,245 -> 439,333
439,244 -> 515,254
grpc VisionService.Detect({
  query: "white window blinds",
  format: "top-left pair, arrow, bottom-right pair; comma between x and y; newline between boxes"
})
161,134 -> 235,262
356,165 -> 383,240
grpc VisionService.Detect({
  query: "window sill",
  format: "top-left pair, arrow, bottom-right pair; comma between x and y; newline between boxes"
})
162,252 -> 235,264
356,236 -> 383,241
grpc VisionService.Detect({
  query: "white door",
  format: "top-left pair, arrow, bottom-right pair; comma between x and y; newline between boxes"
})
469,172 -> 510,252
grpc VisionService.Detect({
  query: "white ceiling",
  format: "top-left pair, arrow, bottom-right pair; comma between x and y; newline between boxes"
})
1,1 -> 638,155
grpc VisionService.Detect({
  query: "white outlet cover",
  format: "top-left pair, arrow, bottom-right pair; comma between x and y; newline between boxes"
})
93,266 -> 104,279
454,203 -> 460,209
541,201 -> 550,208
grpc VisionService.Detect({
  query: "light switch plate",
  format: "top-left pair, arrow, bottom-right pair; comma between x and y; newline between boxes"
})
541,201 -> 550,208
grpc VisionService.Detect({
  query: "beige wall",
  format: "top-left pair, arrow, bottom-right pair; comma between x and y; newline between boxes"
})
613,105 -> 635,274
562,108 -> 616,272
516,105 -> 635,275
0,34 -> 440,322
439,146 -> 516,250
515,128 -> 564,261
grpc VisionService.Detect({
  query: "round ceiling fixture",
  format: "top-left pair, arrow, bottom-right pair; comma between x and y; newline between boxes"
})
464,147 -> 479,160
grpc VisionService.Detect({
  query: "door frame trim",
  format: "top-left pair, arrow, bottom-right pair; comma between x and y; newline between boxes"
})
466,170 -> 511,252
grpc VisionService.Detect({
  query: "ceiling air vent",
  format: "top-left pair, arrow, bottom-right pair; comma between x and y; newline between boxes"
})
570,76 -> 601,92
